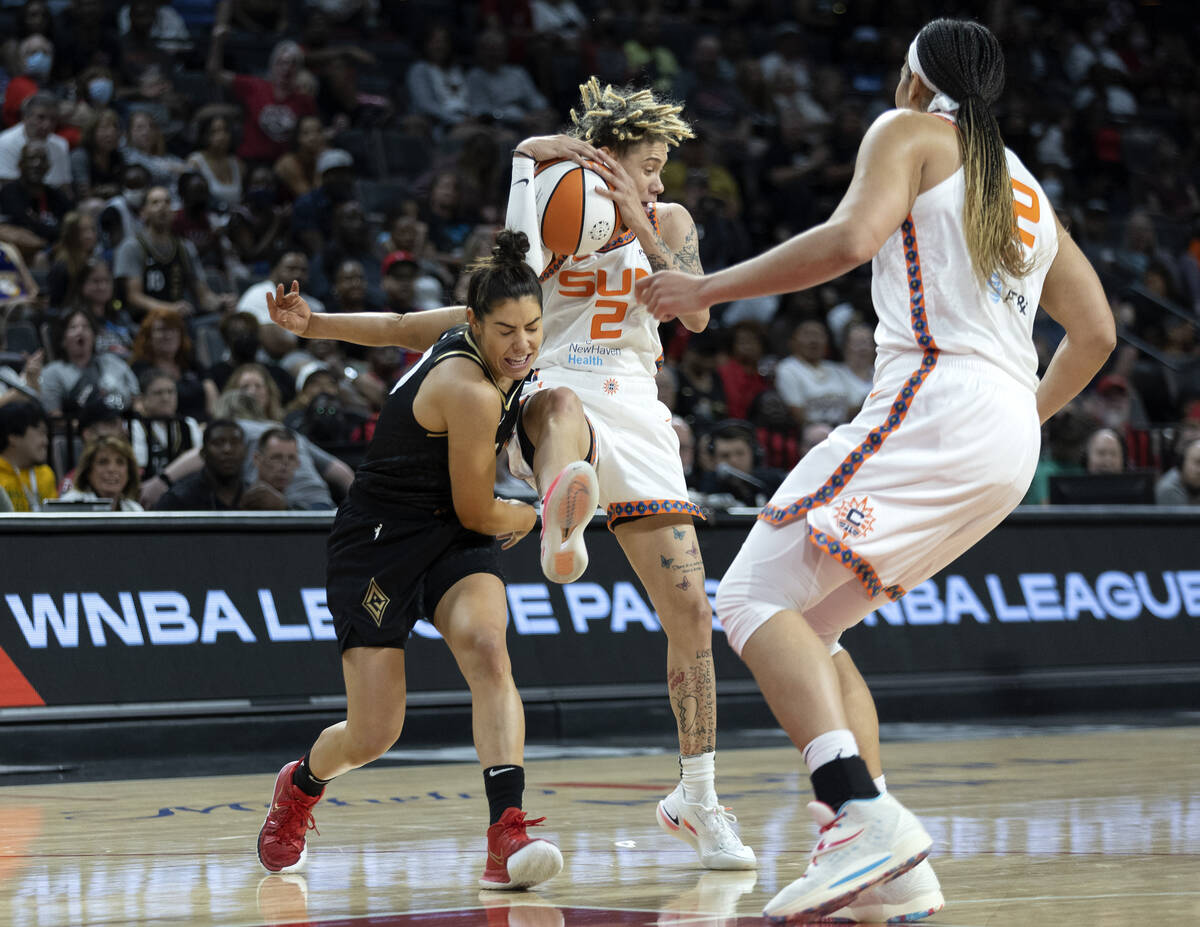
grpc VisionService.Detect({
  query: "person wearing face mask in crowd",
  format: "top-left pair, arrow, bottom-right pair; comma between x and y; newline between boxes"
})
72,108 -> 125,204
3,35 -> 55,129
0,93 -> 73,193
98,162 -> 151,249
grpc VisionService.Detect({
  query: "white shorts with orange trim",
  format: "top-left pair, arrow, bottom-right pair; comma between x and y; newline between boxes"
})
507,367 -> 702,527
716,353 -> 1040,655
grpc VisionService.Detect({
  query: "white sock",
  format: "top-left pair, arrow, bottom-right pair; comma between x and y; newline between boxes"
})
802,729 -> 860,774
679,751 -> 716,805
873,774 -> 887,794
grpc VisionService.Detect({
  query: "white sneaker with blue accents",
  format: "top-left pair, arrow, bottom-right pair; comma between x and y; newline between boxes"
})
763,793 -> 931,922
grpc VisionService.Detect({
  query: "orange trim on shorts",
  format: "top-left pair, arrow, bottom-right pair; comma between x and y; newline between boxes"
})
607,498 -> 705,530
759,212 -> 940,528
805,524 -> 906,602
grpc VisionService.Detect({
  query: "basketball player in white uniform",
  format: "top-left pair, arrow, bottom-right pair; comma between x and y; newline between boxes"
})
639,19 -> 1114,922
504,78 -> 756,870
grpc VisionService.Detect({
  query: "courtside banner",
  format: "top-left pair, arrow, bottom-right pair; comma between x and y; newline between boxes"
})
0,510 -> 1197,710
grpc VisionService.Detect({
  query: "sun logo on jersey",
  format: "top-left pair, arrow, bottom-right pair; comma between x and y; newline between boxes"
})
834,496 -> 876,542
603,377 -> 620,395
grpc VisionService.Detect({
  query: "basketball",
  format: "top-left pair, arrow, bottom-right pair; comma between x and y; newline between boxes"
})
534,158 -> 621,257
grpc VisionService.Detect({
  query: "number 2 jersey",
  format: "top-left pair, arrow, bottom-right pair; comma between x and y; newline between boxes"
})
506,154 -> 663,380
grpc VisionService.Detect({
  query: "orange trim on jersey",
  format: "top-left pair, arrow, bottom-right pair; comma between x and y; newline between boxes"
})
759,213 -> 940,528
805,524 -> 906,601
539,254 -> 567,283
607,497 -> 705,529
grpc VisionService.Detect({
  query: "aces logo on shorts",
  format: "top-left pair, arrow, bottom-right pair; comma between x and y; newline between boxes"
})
834,496 -> 876,541
362,577 -> 391,626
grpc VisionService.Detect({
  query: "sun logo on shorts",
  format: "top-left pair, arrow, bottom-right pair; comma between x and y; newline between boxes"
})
834,496 -> 876,541
603,377 -> 619,395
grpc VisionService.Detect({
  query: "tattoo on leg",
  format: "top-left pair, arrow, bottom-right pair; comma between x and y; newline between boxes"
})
660,554 -> 674,568
676,577 -> 691,591
672,527 -> 686,540
686,542 -> 699,556
668,650 -> 716,754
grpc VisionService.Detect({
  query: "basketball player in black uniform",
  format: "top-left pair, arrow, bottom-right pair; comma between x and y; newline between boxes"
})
257,231 -> 563,891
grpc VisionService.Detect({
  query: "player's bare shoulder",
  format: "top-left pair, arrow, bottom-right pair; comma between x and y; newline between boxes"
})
655,202 -> 703,274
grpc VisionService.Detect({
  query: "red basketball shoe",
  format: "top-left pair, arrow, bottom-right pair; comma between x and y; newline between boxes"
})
479,807 -> 564,890
257,760 -> 322,872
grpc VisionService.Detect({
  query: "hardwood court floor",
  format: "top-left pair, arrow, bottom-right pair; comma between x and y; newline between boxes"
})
1,725 -> 1198,926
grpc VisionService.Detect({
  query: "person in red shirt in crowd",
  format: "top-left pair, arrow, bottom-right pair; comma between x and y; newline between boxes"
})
717,320 -> 771,420
3,35 -> 54,129
206,31 -> 316,165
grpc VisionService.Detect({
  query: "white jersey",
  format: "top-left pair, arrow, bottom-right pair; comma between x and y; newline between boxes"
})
870,146 -> 1059,393
535,208 -> 663,379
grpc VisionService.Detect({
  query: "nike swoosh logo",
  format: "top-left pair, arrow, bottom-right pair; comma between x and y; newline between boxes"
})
488,766 -> 517,777
512,179 -> 529,188
663,808 -> 680,826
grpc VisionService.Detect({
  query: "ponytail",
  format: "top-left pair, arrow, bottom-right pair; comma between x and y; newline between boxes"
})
915,19 -> 1033,285
465,229 -> 542,316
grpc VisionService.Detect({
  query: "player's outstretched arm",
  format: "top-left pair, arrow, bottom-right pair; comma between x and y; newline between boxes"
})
266,282 -> 467,350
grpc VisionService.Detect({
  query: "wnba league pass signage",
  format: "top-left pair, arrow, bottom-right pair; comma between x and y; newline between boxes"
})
0,512 -> 1196,709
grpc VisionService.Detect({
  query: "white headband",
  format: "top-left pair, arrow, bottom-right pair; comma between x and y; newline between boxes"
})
907,37 -> 960,115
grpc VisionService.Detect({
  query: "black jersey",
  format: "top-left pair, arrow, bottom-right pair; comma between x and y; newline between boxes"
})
349,325 -> 524,515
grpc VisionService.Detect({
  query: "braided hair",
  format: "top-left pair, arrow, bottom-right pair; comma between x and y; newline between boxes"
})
568,76 -> 695,154
465,229 -> 542,317
914,18 -> 1033,285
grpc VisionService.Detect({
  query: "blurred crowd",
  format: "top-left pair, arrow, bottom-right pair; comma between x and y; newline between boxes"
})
1,0 -> 1198,514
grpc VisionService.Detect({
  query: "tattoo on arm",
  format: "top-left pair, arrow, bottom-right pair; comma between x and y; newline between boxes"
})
647,223 -> 703,275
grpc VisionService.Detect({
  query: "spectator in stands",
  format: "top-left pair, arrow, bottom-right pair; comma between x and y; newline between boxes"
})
1083,426 -> 1125,474
273,114 -> 325,200
217,0 -> 290,35
46,211 -> 100,309
694,419 -> 782,507
55,0 -> 118,79
406,23 -> 470,131
380,250 -> 420,314
207,32 -> 318,166
621,11 -> 679,94
283,360 -> 343,430
290,148 -> 356,257
173,170 -> 240,292
58,434 -> 143,510
675,329 -> 727,429
0,94 -> 72,195
187,114 -> 244,213
71,109 -> 124,204
1155,436 -> 1200,506
312,200 -> 383,308
117,0 -> 192,56
0,1 -> 55,81
39,309 -> 139,416
65,66 -> 119,143
0,141 -> 71,257
717,320 -> 771,421
70,258 -> 135,358
208,313 -> 294,402
749,389 -> 802,471
3,35 -> 55,129
129,308 -> 215,420
238,248 -> 325,325
242,426 -> 300,510
1024,404 -> 1091,506
418,169 -> 480,269
227,164 -> 293,269
325,258 -> 375,315
130,366 -> 201,477
153,417 -> 249,510
98,162 -> 151,250
0,398 -> 56,511
114,186 -> 235,320
120,109 -> 187,189
226,361 -> 286,423
466,28 -> 552,134
775,317 -> 867,427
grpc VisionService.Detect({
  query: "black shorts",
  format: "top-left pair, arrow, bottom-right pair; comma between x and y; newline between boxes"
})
325,498 -> 504,652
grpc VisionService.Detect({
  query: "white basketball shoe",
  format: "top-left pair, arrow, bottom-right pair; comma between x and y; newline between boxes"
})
657,783 -> 757,870
825,858 -> 944,923
540,460 -> 599,584
763,793 -> 931,922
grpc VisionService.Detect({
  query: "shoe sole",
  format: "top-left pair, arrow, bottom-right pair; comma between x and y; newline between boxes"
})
834,891 -> 945,923
540,461 -> 598,584
657,800 -> 758,871
479,839 -> 564,890
764,834 -> 932,923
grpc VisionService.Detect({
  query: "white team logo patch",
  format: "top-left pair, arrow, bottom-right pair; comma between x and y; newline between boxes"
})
835,496 -> 876,542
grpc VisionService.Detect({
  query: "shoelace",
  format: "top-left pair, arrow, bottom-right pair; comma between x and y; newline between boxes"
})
809,811 -> 849,867
271,798 -> 320,848
698,804 -> 743,847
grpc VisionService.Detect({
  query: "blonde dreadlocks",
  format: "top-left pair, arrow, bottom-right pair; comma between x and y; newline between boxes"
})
568,77 -> 695,152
